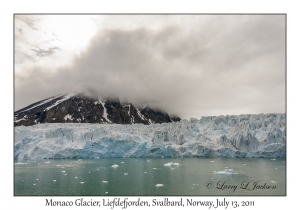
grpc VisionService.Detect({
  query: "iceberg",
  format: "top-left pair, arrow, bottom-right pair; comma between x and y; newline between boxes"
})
214,169 -> 237,175
14,113 -> 286,160
14,162 -> 27,165
164,162 -> 180,166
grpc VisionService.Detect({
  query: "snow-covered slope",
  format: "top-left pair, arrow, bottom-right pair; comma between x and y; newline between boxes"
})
14,113 -> 286,160
14,93 -> 180,126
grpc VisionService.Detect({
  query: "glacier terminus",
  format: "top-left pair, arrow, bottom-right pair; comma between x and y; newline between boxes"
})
14,113 -> 286,160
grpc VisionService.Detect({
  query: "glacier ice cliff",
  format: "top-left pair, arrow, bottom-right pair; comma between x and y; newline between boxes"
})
14,113 -> 286,160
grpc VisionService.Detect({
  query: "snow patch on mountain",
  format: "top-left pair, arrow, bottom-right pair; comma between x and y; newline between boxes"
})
20,96 -> 58,113
14,113 -> 286,160
99,101 -> 112,123
136,108 -> 147,122
15,118 -> 26,123
45,93 -> 76,111
64,114 -> 73,121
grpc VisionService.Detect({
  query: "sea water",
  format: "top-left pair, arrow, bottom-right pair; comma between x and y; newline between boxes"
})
14,158 -> 286,196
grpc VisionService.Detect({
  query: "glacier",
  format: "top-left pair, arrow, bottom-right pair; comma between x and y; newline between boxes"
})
14,113 -> 286,160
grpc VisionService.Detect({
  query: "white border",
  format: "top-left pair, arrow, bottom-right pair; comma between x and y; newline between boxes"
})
2,0 -> 298,209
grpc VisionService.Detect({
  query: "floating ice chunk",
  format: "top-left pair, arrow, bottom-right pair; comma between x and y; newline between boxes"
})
44,161 -> 50,163
62,171 -> 65,173
111,164 -> 119,168
156,184 -> 164,187
164,162 -> 179,167
102,181 -> 108,183
271,159 -> 276,160
36,179 -> 39,180
80,182 -> 84,184
270,181 -> 277,183
161,156 -> 164,158
121,162 -> 124,164
75,177 -> 77,179
153,168 -> 156,170
53,180 -> 56,182
147,160 -> 150,162
144,172 -> 147,174
243,164 -> 247,165
210,161 -> 214,162
89,172 -> 91,173
124,173 -> 128,175
215,169 -> 237,175
275,168 -> 278,169
105,192 -> 108,194
33,184 -> 36,185
15,162 -> 27,165
65,174 -> 67,175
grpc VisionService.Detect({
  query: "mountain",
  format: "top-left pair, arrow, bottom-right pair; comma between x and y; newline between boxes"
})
14,113 -> 286,159
14,93 -> 181,126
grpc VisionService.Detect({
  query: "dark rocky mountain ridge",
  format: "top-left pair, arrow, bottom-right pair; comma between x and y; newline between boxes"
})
14,93 -> 181,126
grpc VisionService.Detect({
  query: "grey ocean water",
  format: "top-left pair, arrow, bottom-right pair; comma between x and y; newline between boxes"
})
14,158 -> 286,196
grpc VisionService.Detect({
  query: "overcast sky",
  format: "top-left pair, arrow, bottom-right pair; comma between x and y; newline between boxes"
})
14,15 -> 285,119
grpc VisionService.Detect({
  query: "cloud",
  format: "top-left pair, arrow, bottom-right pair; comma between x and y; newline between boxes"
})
14,15 -> 286,119
15,15 -> 39,31
31,46 -> 60,57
